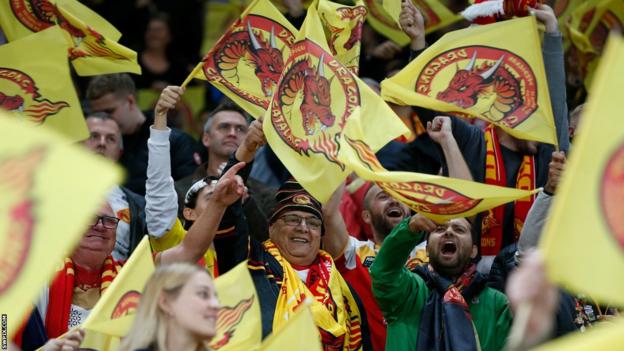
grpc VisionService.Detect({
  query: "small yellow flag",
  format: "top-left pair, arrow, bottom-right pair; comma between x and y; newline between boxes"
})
187,0 -> 298,118
262,5 -> 409,203
382,17 -> 558,145
0,26 -> 88,142
317,0 -> 368,75
0,111 -> 122,340
539,35 -> 624,306
532,317 -> 624,351
258,306 -> 322,351
0,0 -> 140,76
210,261 -> 262,351
364,0 -> 460,46
82,237 -> 155,338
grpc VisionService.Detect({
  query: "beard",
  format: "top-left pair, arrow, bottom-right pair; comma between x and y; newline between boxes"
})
370,211 -> 398,240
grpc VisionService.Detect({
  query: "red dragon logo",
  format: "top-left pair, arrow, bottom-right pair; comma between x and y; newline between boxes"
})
209,296 -> 254,350
0,147 -> 45,295
0,68 -> 69,123
601,142 -> 624,249
271,39 -> 360,168
416,46 -> 538,128
321,5 -> 367,75
346,136 -> 482,215
110,290 -> 141,319
203,16 -> 296,110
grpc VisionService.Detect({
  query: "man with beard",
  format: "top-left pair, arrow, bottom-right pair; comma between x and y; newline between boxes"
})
370,214 -> 512,351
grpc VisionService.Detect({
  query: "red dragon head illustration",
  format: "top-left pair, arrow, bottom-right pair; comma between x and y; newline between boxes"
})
29,0 -> 86,38
0,92 -> 25,112
436,52 -> 506,109
300,54 -> 335,136
247,22 -> 284,97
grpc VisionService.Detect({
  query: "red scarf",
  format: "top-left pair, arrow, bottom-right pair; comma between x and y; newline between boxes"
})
481,126 -> 536,255
45,257 -> 120,338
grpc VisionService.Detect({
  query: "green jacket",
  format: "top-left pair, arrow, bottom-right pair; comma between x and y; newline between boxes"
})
370,218 -> 513,351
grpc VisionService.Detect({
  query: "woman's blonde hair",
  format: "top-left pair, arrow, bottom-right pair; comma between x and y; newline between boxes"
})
119,263 -> 212,351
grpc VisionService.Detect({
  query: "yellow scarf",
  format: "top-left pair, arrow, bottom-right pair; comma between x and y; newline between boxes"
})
264,241 -> 364,351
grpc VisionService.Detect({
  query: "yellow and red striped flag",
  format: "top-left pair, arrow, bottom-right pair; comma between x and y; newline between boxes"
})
0,110 -> 122,340
539,34 -> 624,306
262,5 -> 409,203
186,0 -> 298,119
317,0 -> 368,75
381,17 -> 558,145
0,0 -> 140,76
0,26 -> 88,142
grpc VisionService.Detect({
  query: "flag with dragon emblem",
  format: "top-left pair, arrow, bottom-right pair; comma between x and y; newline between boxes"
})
564,0 -> 624,89
210,261 -> 262,351
337,121 -> 539,221
0,0 -> 140,76
82,237 -> 154,339
381,16 -> 558,145
262,5 -> 409,203
364,0 -> 460,46
0,26 -> 88,142
258,306 -> 322,351
540,35 -> 624,306
186,0 -> 298,119
317,0 -> 368,75
0,111 -> 121,340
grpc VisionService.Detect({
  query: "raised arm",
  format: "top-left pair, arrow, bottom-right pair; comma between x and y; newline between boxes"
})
145,86 -> 185,238
370,214 -> 435,321
322,183 -> 350,259
426,116 -> 473,181
399,0 -> 426,52
158,162 -> 247,265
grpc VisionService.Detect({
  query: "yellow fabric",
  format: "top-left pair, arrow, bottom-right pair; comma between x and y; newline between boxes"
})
0,26 -> 88,142
0,111 -> 121,340
0,0 -> 139,76
317,0 -> 367,74
265,241 -> 363,351
82,237 -> 154,338
262,5 -> 409,203
539,35 -> 624,306
381,17 -> 558,145
532,317 -> 624,351
383,0 -> 461,35
363,0 -> 410,45
149,218 -> 218,277
188,0 -> 298,119
259,306 -> 322,351
210,261 -> 262,351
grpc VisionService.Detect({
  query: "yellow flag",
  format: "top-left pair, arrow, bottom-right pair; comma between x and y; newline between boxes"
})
209,261 -> 262,350
532,317 -> 624,351
262,6 -> 409,203
364,0 -> 460,46
317,0 -> 368,75
338,120 -> 538,221
0,26 -> 88,142
539,35 -> 624,306
258,306 -> 322,351
82,237 -> 155,337
381,17 -> 558,145
0,111 -> 122,340
0,0 -> 140,76
187,0 -> 298,118
565,0 -> 624,89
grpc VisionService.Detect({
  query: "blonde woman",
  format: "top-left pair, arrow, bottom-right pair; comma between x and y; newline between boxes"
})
120,263 -> 220,351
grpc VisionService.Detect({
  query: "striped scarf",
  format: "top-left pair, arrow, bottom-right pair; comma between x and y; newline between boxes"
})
264,241 -> 364,351
45,256 -> 120,338
481,126 -> 535,256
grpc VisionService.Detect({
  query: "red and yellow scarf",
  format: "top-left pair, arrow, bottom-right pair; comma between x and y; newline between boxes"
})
45,257 -> 120,338
264,241 -> 364,351
481,126 -> 536,255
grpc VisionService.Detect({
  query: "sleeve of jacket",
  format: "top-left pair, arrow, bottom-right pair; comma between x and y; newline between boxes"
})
145,127 -> 179,238
542,32 -> 570,153
370,218 -> 427,322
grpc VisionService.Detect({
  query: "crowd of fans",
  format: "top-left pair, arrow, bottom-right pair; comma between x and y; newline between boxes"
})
5,0 -> 618,350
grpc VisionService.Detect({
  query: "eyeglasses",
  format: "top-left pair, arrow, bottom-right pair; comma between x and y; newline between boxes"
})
279,214 -> 322,230
92,215 -> 120,229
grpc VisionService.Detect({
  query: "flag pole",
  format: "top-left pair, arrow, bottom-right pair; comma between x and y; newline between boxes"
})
181,62 -> 203,89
